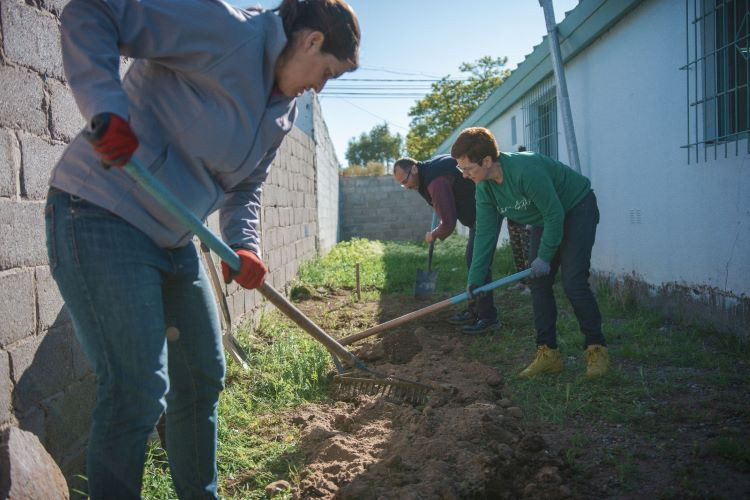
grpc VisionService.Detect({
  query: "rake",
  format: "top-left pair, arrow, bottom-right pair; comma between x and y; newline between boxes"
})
109,153 -> 430,405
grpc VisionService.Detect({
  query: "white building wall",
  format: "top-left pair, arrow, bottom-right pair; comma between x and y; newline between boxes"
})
489,0 -> 750,299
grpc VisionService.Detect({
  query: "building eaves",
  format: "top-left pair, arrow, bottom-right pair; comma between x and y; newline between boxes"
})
435,0 -> 645,155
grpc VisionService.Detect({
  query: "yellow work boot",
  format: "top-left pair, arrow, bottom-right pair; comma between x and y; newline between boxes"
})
584,344 -> 609,378
518,345 -> 563,378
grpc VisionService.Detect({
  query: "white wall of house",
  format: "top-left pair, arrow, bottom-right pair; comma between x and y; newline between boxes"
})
488,0 -> 749,298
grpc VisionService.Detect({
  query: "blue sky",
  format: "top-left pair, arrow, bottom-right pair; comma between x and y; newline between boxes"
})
229,0 -> 579,164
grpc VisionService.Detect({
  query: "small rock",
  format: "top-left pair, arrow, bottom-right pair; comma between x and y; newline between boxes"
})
498,398 -> 513,408
265,480 -> 291,496
414,326 -> 428,336
535,466 -> 561,486
506,406 -> 523,419
1,426 -> 69,499
523,482 -> 538,496
520,434 -> 547,453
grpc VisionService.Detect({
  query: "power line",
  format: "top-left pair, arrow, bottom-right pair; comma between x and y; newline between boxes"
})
358,65 -> 444,78
326,97 -> 409,131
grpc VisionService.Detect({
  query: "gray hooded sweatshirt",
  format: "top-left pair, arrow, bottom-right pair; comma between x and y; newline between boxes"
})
49,0 -> 298,256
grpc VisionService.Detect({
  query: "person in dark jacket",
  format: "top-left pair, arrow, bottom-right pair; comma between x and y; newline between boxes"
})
46,0 -> 360,497
393,155 -> 502,334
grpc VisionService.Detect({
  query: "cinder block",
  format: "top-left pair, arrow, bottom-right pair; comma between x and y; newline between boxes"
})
43,374 -> 95,459
39,0 -> 70,16
48,79 -> 85,142
0,200 -> 47,271
0,129 -> 20,198
0,66 -> 46,135
20,133 -> 66,200
10,326 -> 74,412
0,351 -> 11,422
35,266 -> 66,332
0,270 -> 35,347
1,1 -> 64,79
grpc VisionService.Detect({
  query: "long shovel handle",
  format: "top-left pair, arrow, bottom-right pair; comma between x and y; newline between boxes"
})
339,268 -> 531,346
119,157 -> 365,370
427,212 -> 438,271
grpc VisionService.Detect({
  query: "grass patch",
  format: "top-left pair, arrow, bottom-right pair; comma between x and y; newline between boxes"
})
296,235 -> 516,298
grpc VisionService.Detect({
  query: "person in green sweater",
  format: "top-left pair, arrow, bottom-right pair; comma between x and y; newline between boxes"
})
450,127 -> 608,378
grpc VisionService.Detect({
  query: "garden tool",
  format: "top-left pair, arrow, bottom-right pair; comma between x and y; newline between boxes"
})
414,212 -> 439,299
199,242 -> 250,371
90,141 -> 431,404
339,268 -> 532,346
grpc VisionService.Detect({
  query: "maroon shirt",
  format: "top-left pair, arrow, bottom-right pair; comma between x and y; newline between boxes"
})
427,175 -> 458,240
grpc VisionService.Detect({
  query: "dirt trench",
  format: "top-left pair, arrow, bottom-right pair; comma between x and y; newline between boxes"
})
285,299 -> 584,499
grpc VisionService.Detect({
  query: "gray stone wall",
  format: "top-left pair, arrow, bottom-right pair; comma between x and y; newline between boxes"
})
0,0 -> 339,483
312,97 -> 340,253
339,176 -> 434,242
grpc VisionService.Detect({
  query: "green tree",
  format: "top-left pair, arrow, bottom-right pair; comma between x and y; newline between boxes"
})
406,56 -> 510,159
345,123 -> 403,169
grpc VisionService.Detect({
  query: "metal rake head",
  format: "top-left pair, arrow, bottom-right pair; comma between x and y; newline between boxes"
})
333,373 -> 431,405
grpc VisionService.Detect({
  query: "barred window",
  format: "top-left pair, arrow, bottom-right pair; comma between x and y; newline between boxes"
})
522,78 -> 558,159
684,0 -> 749,163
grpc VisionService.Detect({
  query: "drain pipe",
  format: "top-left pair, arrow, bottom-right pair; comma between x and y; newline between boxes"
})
539,0 -> 581,173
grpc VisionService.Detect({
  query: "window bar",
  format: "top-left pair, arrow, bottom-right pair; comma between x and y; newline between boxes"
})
686,0 -> 690,163
733,0 -> 738,157
695,0 -> 699,163
723,0 -> 728,158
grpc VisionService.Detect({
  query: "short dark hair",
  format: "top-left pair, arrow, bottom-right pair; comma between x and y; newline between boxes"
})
276,0 -> 360,67
393,157 -> 417,173
450,127 -> 499,163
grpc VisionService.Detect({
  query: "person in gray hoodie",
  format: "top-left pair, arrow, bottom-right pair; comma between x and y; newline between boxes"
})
45,0 -> 360,498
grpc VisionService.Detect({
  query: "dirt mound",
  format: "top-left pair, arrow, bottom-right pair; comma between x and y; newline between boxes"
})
289,326 -> 574,499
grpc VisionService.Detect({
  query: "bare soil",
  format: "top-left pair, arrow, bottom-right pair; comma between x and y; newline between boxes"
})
283,290 -> 750,499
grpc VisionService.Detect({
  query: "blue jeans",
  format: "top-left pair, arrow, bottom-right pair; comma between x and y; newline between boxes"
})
45,188 -> 225,499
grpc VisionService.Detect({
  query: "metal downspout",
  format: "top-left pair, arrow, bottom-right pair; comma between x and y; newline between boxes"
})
539,0 -> 582,173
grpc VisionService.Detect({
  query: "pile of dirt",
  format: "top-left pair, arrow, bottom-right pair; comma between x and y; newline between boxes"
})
288,325 -> 576,499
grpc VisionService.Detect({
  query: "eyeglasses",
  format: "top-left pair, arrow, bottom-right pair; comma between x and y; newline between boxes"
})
400,167 -> 414,187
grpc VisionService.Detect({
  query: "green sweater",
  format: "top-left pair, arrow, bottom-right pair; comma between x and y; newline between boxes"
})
468,152 -> 592,286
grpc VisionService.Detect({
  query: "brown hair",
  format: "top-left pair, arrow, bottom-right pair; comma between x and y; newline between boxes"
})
450,127 -> 499,163
276,0 -> 360,66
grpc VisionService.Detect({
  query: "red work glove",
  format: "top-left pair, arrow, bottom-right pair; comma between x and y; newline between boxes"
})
222,249 -> 268,290
90,113 -> 139,167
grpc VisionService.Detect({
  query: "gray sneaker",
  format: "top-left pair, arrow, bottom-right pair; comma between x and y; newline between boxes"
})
462,318 -> 500,335
447,310 -> 475,325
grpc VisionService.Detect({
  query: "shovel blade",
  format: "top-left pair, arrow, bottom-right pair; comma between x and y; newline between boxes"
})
414,269 -> 438,298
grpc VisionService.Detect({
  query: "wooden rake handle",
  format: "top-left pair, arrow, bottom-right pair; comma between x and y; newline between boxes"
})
118,157 -> 363,370
339,268 -> 531,346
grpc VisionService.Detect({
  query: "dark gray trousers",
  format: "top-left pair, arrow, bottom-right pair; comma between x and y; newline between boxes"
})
466,214 -> 502,321
528,191 -> 605,348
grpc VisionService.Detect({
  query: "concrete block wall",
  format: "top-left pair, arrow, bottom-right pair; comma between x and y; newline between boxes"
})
0,0 -> 339,483
206,126 -> 319,321
339,176 -> 434,241
312,96 -> 340,253
0,0 -> 92,476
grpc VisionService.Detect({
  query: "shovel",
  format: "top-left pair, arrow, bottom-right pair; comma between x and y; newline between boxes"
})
414,212 -> 439,298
